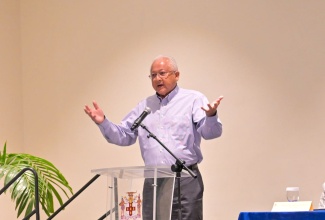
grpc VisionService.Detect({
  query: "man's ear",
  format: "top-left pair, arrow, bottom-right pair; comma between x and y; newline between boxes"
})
175,71 -> 180,80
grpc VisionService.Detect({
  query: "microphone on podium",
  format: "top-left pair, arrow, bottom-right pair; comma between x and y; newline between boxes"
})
131,107 -> 151,131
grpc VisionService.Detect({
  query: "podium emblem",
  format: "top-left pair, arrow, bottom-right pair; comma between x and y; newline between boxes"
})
119,192 -> 142,219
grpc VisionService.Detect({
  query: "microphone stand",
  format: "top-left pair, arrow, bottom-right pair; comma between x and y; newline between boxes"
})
140,123 -> 197,220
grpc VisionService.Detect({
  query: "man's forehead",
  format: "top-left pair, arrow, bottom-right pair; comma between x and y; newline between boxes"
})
151,58 -> 170,70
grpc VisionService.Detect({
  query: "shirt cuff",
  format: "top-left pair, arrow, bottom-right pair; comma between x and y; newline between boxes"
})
205,113 -> 220,125
97,118 -> 110,130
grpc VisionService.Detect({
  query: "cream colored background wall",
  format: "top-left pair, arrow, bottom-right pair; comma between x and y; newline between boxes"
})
0,1 -> 23,219
1,0 -> 325,219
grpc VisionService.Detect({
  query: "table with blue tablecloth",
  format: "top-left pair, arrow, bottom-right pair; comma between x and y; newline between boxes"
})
238,211 -> 325,220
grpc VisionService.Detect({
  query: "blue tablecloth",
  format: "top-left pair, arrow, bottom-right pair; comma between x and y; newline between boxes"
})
238,211 -> 325,220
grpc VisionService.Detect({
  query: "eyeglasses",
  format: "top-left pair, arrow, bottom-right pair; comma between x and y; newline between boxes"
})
148,71 -> 175,80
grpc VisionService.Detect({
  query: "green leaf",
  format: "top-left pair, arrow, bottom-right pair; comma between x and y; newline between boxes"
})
25,198 -> 35,218
46,187 -> 54,213
17,190 -> 29,218
0,142 -> 74,218
15,187 -> 27,209
48,182 -> 64,206
0,142 -> 7,163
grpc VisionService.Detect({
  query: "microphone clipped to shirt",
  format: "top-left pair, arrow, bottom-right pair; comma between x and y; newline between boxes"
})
131,107 -> 151,131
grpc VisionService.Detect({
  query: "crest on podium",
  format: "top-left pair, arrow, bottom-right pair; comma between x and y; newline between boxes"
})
119,191 -> 142,220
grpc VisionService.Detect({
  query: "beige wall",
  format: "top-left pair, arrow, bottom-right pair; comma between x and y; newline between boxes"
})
1,0 -> 325,219
0,0 -> 23,219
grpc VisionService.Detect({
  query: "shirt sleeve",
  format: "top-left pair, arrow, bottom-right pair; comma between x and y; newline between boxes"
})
200,114 -> 223,139
193,95 -> 223,140
97,113 -> 138,146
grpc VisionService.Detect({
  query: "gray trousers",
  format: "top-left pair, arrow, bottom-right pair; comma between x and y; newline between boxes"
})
142,167 -> 203,220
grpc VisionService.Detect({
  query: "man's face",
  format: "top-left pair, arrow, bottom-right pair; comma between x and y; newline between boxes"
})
150,58 -> 179,98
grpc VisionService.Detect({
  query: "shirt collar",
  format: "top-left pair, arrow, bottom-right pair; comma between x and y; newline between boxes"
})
156,85 -> 179,103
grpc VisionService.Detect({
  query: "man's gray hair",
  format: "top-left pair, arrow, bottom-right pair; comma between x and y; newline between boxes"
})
152,55 -> 178,71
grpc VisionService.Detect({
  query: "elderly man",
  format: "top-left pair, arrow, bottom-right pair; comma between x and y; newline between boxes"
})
84,55 -> 223,219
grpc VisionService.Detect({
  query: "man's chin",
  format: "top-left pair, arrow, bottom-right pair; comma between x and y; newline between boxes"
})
156,90 -> 167,98
155,87 -> 164,93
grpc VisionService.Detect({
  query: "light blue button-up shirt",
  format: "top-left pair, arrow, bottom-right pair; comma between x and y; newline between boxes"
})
98,86 -> 222,166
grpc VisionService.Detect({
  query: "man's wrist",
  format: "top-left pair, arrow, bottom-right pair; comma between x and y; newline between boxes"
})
207,111 -> 217,117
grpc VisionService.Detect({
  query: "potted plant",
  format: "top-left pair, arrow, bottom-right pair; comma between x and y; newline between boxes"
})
0,142 -> 73,218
